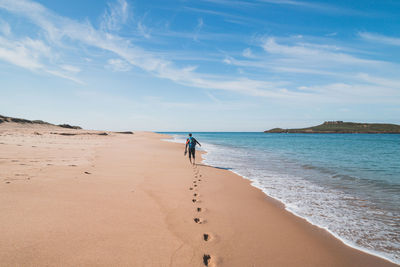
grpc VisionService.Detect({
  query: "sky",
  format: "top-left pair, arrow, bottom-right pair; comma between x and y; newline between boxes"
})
0,0 -> 399,131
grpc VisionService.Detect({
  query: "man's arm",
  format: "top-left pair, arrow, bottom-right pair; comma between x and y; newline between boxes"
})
195,138 -> 201,147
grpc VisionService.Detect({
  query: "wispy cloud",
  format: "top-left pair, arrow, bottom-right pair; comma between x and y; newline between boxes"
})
223,36 -> 386,72
325,32 -> 337,37
193,18 -> 204,41
0,0 -> 298,98
137,21 -> 151,39
242,48 -> 254,58
106,58 -> 131,72
222,35 -> 400,104
0,35 -> 82,83
100,0 -> 129,32
0,0 -> 398,105
201,0 -> 368,16
45,69 -> 83,84
258,0 -> 370,16
200,0 -> 257,7
0,19 -> 11,35
356,73 -> 400,89
359,32 -> 400,46
299,82 -> 399,104
184,6 -> 245,22
262,37 -> 382,65
61,65 -> 81,73
0,36 -> 45,70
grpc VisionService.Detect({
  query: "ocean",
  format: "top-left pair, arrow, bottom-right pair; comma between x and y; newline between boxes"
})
162,132 -> 400,264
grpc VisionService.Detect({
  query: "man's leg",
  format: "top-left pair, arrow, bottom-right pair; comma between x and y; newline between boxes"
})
189,149 -> 192,164
192,148 -> 196,165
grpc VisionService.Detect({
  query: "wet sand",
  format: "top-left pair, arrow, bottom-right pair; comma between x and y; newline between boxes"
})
0,123 -> 396,266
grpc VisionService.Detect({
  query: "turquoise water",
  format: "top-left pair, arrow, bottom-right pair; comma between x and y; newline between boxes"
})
162,132 -> 400,264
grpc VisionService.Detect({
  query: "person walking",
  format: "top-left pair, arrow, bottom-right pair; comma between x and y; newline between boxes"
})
184,133 -> 201,165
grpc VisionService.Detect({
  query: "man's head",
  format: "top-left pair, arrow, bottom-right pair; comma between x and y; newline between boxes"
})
189,133 -> 192,137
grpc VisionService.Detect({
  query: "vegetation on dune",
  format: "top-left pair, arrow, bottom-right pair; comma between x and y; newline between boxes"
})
0,115 -> 81,129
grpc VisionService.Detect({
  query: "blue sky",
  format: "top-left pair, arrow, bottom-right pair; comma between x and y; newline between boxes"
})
0,0 -> 399,131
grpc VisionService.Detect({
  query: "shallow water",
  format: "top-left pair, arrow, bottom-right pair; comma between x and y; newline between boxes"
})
162,132 -> 400,264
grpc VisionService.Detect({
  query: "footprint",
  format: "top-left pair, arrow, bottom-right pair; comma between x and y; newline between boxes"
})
194,218 -> 204,224
192,199 -> 197,203
194,184 -> 197,187
197,207 -> 202,212
189,187 -> 193,190
84,171 -> 91,174
203,254 -> 211,266
194,193 -> 198,197
203,234 -> 210,241
193,181 -> 197,183
198,179 -> 201,181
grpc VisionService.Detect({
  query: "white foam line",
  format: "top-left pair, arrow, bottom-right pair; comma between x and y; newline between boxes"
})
248,180 -> 399,265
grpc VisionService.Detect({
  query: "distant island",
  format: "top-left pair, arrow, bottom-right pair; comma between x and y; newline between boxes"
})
265,121 -> 400,134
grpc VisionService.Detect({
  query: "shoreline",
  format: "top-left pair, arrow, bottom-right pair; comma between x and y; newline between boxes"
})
165,133 -> 399,265
243,173 -> 398,265
0,124 -> 397,266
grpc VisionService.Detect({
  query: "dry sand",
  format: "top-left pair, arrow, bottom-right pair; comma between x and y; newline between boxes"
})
0,123 -> 396,266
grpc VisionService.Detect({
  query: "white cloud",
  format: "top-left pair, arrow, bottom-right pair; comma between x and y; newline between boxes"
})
0,34 -> 81,83
45,69 -> 83,84
299,82 -> 399,104
262,37 -> 384,66
326,32 -> 337,37
272,66 -> 337,76
0,19 -> 11,35
217,35 -> 400,104
0,0 -> 398,105
0,0 -> 296,98
106,58 -> 131,72
359,32 -> 400,46
242,48 -> 254,58
0,36 -> 44,70
101,0 -> 129,32
137,21 -> 151,39
223,56 -> 233,64
256,0 -> 367,16
203,0 -> 367,16
193,18 -> 204,41
197,18 -> 204,29
356,73 -> 400,89
61,64 -> 80,73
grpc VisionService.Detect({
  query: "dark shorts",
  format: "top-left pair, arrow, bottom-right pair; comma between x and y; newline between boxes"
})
189,147 -> 196,158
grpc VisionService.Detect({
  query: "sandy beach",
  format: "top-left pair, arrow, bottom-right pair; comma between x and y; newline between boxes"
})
0,122 -> 396,267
